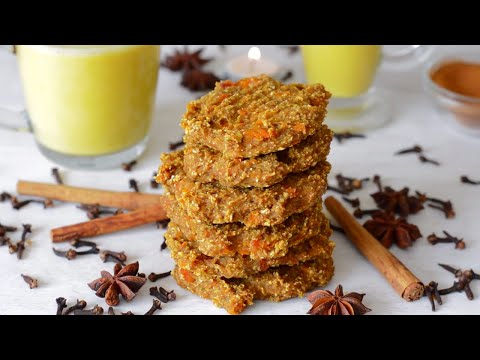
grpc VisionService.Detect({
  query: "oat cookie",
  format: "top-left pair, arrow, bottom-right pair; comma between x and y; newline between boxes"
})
158,150 -> 330,227
181,75 -> 331,159
173,257 -> 334,315
166,222 -> 334,279
183,125 -> 333,188
165,200 -> 328,259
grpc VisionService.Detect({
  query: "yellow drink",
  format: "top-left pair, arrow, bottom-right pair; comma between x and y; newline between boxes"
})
301,45 -> 381,98
17,45 -> 160,156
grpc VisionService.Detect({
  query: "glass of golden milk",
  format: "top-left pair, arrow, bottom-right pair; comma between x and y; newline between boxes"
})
301,45 -> 433,131
3,45 -> 160,169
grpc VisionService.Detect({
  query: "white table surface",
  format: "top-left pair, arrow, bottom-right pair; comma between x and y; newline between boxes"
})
1,45 -> 479,315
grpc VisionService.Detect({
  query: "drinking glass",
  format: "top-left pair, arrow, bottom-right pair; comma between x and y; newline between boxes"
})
301,45 -> 434,131
0,45 -> 160,169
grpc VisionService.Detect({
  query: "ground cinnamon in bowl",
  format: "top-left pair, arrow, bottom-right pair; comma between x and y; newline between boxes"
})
427,59 -> 480,133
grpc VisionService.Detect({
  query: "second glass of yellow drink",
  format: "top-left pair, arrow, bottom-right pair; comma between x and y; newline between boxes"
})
15,45 -> 160,169
301,45 -> 433,131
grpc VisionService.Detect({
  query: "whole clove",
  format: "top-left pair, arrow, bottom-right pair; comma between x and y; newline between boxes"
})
148,271 -> 172,282
427,231 -> 465,249
281,70 -> 293,82
424,281 -> 442,311
395,145 -> 423,155
460,175 -> 480,185
56,297 -> 67,315
16,224 -> 32,260
353,208 -> 381,219
373,175 -> 383,192
63,299 -> 87,315
51,168 -> 63,185
121,160 -> 137,172
438,264 -> 480,300
108,306 -> 116,315
416,191 -> 455,219
70,239 -> 98,249
156,219 -> 170,230
129,179 -> 139,193
144,299 -> 162,315
342,196 -> 360,208
150,286 -> 177,303
333,132 -> 366,143
0,223 -> 17,236
160,236 -> 168,251
0,192 -> 12,201
138,273 -> 146,278
329,222 -> 345,234
419,155 -> 440,166
100,250 -> 127,265
150,172 -> 160,189
327,185 -> 347,195
21,274 -> 38,289
74,305 -> 104,315
169,140 -> 185,151
11,196 -> 53,210
53,245 -> 99,260
77,204 -> 123,220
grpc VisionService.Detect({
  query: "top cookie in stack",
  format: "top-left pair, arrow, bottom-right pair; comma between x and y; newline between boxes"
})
158,75 -> 334,314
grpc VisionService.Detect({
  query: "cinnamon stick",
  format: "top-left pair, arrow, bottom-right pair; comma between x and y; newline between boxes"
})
51,203 -> 167,243
17,180 -> 162,210
325,196 -> 424,301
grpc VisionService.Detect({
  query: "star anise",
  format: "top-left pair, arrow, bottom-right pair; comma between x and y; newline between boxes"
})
307,284 -> 371,315
163,47 -> 211,72
363,211 -> 422,249
181,68 -> 220,92
88,261 -> 147,306
371,187 -> 425,217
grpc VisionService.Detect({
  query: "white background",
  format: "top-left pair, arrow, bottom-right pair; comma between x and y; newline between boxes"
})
0,45 -> 479,315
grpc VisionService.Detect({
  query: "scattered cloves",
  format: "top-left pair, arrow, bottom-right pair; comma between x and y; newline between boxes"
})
21,274 -> 38,289
395,145 -> 423,155
122,160 -> 137,172
108,306 -> 116,315
416,192 -> 455,219
150,286 -> 177,303
424,281 -> 442,311
51,168 -> 63,185
148,271 -> 172,282
333,131 -> 366,143
144,299 -> 162,315
169,140 -> 185,151
461,175 -> 480,185
11,196 -> 53,210
56,297 -> 67,315
77,204 -> 123,220
63,299 -> 87,315
419,155 -> 440,166
129,179 -> 139,193
428,231 -> 465,249
74,304 -> 104,315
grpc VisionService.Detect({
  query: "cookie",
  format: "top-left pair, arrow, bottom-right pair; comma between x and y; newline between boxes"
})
158,150 -> 330,227
173,257 -> 334,315
166,221 -> 334,279
181,75 -> 330,159
183,124 -> 333,188
165,200 -> 328,259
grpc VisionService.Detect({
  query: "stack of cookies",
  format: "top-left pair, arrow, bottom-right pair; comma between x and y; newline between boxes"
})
157,75 -> 335,314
